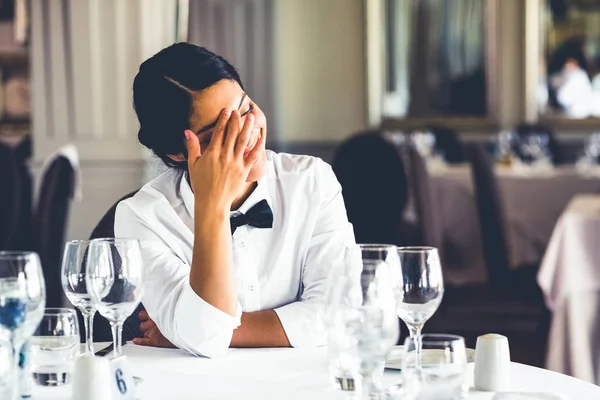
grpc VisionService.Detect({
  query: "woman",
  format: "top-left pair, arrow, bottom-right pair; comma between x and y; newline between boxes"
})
116,43 -> 354,358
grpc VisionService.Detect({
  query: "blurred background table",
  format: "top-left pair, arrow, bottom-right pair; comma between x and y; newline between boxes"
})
427,166 -> 600,286
539,194 -> 600,384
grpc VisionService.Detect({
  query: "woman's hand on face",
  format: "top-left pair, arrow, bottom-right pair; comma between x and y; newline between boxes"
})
184,109 -> 264,213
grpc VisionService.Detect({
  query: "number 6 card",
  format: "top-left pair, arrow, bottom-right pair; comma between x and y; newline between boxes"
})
110,356 -> 137,400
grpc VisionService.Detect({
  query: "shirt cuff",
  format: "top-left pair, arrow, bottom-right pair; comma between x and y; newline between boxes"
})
173,282 -> 242,358
274,301 -> 326,348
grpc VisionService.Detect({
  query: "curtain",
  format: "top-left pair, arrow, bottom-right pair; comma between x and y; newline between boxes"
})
31,0 -> 179,162
187,0 -> 277,141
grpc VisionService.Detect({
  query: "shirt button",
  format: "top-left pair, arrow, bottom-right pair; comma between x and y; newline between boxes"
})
249,285 -> 254,291
241,242 -> 246,248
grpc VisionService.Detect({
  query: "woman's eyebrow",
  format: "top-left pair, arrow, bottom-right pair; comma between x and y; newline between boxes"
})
196,94 -> 248,134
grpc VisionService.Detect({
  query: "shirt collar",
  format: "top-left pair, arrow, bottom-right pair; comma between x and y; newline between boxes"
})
179,171 -> 272,219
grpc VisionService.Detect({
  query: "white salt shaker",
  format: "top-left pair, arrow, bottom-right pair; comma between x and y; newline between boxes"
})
71,354 -> 112,400
474,334 -> 511,392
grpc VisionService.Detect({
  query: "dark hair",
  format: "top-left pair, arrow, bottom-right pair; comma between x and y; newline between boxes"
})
133,42 -> 243,169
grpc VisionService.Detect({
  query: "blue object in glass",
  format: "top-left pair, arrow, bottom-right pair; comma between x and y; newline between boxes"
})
0,298 -> 26,330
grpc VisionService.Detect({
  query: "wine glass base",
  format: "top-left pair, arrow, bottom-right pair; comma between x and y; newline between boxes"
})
33,372 -> 71,386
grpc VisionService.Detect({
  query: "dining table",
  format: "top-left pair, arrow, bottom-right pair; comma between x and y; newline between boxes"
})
409,164 -> 600,286
33,342 -> 600,399
538,194 -> 600,385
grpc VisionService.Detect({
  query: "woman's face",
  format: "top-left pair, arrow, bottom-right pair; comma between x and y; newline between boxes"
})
188,79 -> 268,183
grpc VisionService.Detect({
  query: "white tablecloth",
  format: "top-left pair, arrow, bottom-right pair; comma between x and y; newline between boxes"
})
538,195 -> 600,384
423,166 -> 600,286
33,344 -> 600,399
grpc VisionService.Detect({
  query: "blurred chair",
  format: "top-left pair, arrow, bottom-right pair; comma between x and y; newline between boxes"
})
332,130 -> 418,246
515,124 -> 565,165
427,126 -> 465,164
87,190 -> 143,343
0,143 -> 21,250
12,137 -> 33,251
407,145 -> 445,261
32,153 -> 76,308
467,142 -> 541,295
427,143 -> 549,367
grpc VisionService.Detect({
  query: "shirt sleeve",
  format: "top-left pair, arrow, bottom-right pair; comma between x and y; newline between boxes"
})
274,160 -> 355,347
114,201 -> 242,358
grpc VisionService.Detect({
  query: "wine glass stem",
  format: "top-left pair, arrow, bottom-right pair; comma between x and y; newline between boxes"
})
83,311 -> 95,355
409,324 -> 423,366
111,322 -> 124,357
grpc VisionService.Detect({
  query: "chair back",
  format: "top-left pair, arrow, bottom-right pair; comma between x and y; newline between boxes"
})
407,145 -> 445,259
12,137 -> 33,251
332,130 -> 409,245
88,190 -> 143,343
428,126 -> 465,164
32,156 -> 75,307
0,143 -> 21,250
466,143 -> 511,288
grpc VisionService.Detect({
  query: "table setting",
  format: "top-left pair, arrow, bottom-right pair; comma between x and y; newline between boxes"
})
1,241 -> 600,399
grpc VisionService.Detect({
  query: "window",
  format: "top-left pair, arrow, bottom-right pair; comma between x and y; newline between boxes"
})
540,0 -> 600,119
382,0 -> 487,119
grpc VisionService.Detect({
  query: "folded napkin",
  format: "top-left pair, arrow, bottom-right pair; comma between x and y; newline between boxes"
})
493,393 -> 569,400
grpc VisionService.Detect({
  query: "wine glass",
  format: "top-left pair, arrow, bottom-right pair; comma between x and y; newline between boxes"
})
402,334 -> 469,400
394,247 -> 444,347
326,244 -> 400,398
61,240 -> 96,354
0,252 -> 46,400
86,238 -> 145,357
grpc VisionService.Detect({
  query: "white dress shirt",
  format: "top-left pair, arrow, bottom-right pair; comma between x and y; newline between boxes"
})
114,151 -> 354,358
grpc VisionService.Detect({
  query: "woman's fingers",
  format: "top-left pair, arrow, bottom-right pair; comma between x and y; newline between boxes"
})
244,129 -> 265,168
234,113 -> 255,159
223,110 -> 241,154
140,319 -> 155,333
185,129 -> 201,169
132,337 -> 153,346
138,310 -> 149,321
208,109 -> 231,150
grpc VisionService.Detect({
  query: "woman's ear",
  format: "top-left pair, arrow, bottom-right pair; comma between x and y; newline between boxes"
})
166,153 -> 186,162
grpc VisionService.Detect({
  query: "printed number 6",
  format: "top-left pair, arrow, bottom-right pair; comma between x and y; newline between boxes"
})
115,368 -> 127,394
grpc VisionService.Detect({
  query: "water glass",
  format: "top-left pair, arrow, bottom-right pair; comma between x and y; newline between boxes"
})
0,252 -> 46,400
30,308 -> 80,386
326,244 -> 400,398
394,247 -> 444,343
403,334 -> 469,400
62,240 -> 96,354
0,342 -> 12,398
86,238 -> 145,357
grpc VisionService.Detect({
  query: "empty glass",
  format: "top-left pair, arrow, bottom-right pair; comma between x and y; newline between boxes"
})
520,133 -> 551,166
412,131 -> 436,158
0,252 -> 46,400
326,244 -> 400,398
402,334 -> 469,400
394,247 -> 444,349
30,308 -> 79,386
86,238 -> 145,357
61,240 -> 96,354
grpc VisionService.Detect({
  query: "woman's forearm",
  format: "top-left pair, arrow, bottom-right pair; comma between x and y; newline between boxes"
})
189,204 -> 238,316
230,310 -> 291,347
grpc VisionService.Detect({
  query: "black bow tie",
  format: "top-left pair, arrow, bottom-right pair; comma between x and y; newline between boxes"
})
230,199 -> 273,234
